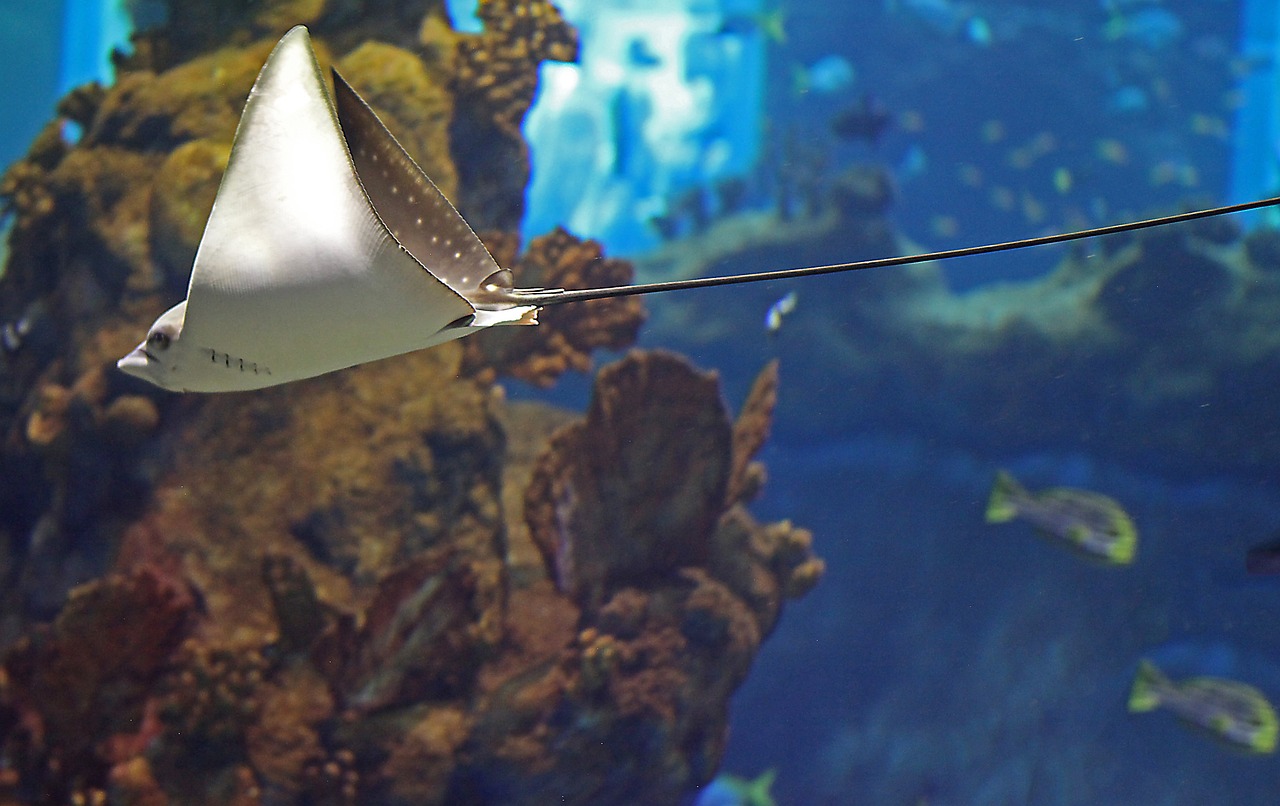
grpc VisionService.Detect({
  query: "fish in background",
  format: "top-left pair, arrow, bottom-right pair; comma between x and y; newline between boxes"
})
1245,532 -> 1280,575
626,38 -> 663,69
695,769 -> 777,806
1102,3 -> 1183,50
830,94 -> 892,145
792,55 -> 856,96
985,470 -> 1137,564
1129,659 -> 1278,753
765,290 -> 798,334
718,8 -> 787,44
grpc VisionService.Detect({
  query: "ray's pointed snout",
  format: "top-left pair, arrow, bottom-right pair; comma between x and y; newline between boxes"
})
117,346 -> 151,379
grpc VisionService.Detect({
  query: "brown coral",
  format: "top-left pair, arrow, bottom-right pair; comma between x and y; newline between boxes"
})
154,640 -> 267,764
0,567 -> 194,798
465,227 -> 645,386
726,359 -> 778,506
453,0 -> 579,137
525,351 -> 732,605
335,546 -> 499,712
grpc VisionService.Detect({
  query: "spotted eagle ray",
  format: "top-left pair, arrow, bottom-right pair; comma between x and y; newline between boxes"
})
118,26 -> 1280,393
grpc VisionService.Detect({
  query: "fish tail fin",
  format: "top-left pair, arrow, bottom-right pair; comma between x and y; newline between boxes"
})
1106,510 -> 1139,564
1128,659 -> 1167,713
1251,699 -> 1279,753
744,768 -> 778,806
985,470 -> 1024,523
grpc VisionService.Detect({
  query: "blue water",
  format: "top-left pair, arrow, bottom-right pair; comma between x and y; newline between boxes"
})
6,0 -> 1280,803
0,3 -> 63,173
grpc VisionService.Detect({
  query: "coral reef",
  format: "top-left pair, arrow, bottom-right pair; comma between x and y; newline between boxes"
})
0,5 -> 816,804
0,567 -> 194,802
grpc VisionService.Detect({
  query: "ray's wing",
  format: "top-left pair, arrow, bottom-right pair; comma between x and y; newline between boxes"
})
332,70 -> 503,301
180,26 -> 476,385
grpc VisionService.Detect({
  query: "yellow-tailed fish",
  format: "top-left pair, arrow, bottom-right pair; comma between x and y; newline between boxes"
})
985,470 -> 1137,564
1129,659 -> 1278,753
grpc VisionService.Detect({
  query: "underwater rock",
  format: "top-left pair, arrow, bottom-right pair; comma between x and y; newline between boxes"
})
450,0 -> 579,231
148,140 -> 229,291
261,554 -> 330,657
465,227 -> 645,386
0,347 -> 820,804
726,359 -> 778,507
831,164 -> 896,219
525,351 -> 732,606
0,567 -> 194,798
373,705 -> 471,804
335,546 -> 498,711
1244,226 -> 1280,276
133,0 -> 329,68
456,569 -> 776,805
106,755 -> 168,806
1095,230 -> 1233,338
155,640 -> 268,766
299,746 -> 360,806
0,9 -> 820,804
91,38 -> 281,152
243,660 -> 334,798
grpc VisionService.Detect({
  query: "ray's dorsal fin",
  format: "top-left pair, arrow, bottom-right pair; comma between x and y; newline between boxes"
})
332,69 -> 503,302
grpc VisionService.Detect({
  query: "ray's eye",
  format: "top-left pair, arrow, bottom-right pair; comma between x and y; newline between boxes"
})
147,330 -> 172,351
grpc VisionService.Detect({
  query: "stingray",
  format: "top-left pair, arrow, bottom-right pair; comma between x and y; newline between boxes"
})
118,26 -> 1280,393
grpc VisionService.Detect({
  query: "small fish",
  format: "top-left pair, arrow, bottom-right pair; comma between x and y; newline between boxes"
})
1246,533 -> 1280,575
793,55 -> 855,96
1129,659 -> 1278,753
626,38 -> 662,68
695,769 -> 777,806
1095,138 -> 1130,165
718,9 -> 787,43
764,291 -> 797,334
1053,167 -> 1073,194
966,16 -> 992,46
985,470 -> 1137,564
830,95 -> 892,144
1104,6 -> 1184,50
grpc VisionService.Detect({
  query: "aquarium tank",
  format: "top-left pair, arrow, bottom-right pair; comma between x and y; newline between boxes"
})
2,0 -> 1280,803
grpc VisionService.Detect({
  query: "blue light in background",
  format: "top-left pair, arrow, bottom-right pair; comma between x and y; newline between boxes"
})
444,0 -> 483,34
521,0 -> 768,255
1231,0 -> 1280,225
59,0 -> 131,91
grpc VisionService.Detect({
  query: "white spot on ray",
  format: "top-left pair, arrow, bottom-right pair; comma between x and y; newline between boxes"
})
331,62 -> 505,299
